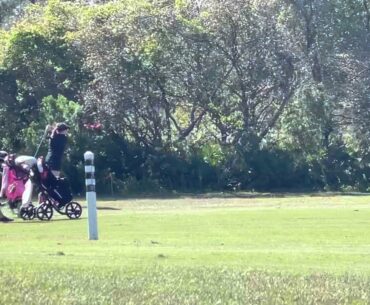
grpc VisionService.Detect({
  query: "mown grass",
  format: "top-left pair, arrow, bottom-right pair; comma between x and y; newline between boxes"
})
0,194 -> 370,304
1,266 -> 370,305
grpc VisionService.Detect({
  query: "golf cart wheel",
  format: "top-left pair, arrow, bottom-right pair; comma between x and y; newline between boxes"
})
36,203 -> 53,221
65,201 -> 82,219
19,205 -> 35,220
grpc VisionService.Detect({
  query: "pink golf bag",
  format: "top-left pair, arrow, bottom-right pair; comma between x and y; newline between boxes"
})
1,154 -> 29,208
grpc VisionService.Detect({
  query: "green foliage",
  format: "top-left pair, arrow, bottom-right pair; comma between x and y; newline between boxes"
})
0,0 -> 30,28
0,0 -> 369,193
41,94 -> 81,124
21,94 -> 81,152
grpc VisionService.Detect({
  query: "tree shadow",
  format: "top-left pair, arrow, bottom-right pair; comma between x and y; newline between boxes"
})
12,217 -> 85,224
96,206 -> 121,210
97,191 -> 370,201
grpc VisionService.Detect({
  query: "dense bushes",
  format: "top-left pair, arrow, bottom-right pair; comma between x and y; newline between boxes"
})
58,132 -> 369,195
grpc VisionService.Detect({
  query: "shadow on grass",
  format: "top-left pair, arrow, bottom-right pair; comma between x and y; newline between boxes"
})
97,191 -> 370,201
13,217 -> 86,224
50,217 -> 85,222
78,205 -> 121,210
96,206 -> 122,210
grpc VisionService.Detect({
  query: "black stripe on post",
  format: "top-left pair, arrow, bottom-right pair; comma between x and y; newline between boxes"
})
87,185 -> 96,192
85,172 -> 95,179
85,159 -> 93,166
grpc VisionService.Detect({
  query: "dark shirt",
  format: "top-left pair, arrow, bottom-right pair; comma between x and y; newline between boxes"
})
45,133 -> 67,171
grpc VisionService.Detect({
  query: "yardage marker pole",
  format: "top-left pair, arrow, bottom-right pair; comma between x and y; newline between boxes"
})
84,151 -> 98,240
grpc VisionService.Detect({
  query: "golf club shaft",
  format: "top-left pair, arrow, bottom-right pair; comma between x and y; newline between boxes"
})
34,125 -> 50,157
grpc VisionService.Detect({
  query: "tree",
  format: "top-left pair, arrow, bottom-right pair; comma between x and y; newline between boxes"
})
198,0 -> 297,148
0,0 -> 37,28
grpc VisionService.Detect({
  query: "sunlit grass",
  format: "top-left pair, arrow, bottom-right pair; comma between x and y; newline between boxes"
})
0,194 -> 370,304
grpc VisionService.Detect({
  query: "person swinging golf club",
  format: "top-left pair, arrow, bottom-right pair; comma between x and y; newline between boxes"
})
45,123 -> 70,178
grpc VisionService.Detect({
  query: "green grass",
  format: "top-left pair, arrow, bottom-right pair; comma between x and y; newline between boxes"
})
1,194 -> 370,304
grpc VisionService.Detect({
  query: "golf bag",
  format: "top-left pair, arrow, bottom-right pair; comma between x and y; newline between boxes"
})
1,154 -> 29,208
35,158 -> 72,207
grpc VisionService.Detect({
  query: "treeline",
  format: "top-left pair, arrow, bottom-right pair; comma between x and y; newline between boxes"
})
0,0 -> 369,194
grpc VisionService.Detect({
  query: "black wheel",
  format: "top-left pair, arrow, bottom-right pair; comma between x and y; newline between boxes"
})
36,203 -> 53,221
19,205 -> 35,220
65,201 -> 82,219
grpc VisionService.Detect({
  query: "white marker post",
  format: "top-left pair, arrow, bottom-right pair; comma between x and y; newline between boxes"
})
84,151 -> 98,240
